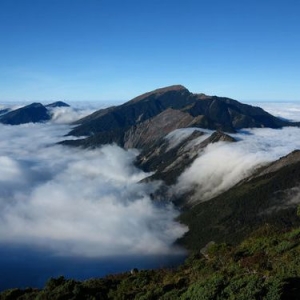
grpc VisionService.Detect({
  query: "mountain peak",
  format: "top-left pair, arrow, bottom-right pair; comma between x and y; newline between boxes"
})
46,101 -> 70,108
128,85 -> 189,104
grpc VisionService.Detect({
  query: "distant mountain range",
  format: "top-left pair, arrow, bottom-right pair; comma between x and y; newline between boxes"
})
0,101 -> 69,125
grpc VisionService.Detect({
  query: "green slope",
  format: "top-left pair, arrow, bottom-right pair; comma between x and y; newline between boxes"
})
2,224 -> 300,299
178,152 -> 300,251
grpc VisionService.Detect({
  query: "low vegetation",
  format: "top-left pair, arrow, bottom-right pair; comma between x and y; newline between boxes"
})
178,161 -> 300,251
2,223 -> 300,299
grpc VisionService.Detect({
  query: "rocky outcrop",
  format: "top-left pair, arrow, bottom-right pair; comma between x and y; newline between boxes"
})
123,108 -> 202,149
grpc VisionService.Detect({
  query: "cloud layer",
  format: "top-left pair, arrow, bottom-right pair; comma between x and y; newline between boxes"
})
0,110 -> 187,257
48,100 -> 121,124
1,101 -> 300,258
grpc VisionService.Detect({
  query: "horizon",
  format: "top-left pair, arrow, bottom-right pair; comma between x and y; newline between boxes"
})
0,0 -> 300,102
1,85 -> 300,105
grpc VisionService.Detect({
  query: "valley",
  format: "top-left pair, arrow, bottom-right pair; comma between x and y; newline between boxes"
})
1,86 -> 300,299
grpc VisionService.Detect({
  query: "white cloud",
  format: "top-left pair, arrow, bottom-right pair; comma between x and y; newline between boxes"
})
0,120 -> 187,257
165,128 -> 211,150
48,101 -> 118,124
1,101 -> 300,257
175,126 -> 300,203
249,101 -> 300,122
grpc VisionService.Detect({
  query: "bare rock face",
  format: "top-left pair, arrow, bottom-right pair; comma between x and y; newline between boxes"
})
124,108 -> 201,149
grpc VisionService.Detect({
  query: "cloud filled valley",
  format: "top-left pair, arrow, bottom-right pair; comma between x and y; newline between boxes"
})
1,100 -> 300,290
2,102 -> 300,255
0,122 -> 187,257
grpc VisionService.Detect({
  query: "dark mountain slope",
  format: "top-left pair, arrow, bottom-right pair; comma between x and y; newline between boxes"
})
186,95 -> 288,131
69,85 -> 192,137
64,85 -> 297,149
178,150 -> 300,251
0,101 -> 71,125
0,108 -> 10,116
0,103 -> 51,125
46,101 -> 70,108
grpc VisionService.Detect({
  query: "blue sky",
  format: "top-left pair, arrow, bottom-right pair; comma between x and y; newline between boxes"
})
0,0 -> 299,102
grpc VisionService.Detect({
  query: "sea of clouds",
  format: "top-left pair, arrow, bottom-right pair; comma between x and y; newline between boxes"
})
1,100 -> 300,289
2,101 -> 300,257
0,103 -> 187,258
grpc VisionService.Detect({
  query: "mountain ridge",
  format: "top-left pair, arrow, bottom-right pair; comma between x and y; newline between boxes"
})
63,85 -> 298,149
0,101 -> 70,125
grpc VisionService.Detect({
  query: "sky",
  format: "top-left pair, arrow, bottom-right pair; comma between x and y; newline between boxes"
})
0,0 -> 299,102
